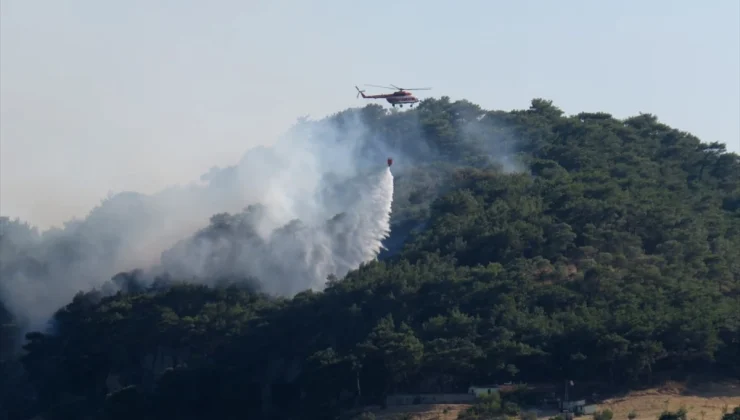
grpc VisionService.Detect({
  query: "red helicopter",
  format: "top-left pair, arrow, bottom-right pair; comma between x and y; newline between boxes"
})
355,84 -> 431,108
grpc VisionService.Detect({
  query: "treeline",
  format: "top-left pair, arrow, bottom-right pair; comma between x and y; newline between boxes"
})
1,97 -> 739,420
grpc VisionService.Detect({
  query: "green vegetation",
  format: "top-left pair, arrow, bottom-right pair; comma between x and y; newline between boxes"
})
723,406 -> 740,420
458,392 -> 521,419
593,409 -> 614,420
659,407 -> 688,420
1,97 -> 739,420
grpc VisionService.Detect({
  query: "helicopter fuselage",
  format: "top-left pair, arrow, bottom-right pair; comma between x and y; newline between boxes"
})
385,94 -> 419,106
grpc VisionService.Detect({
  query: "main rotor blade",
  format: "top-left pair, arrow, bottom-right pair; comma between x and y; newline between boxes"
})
389,84 -> 431,91
365,84 -> 396,90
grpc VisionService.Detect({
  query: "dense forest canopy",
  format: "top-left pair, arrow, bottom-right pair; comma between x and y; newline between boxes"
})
1,97 -> 739,420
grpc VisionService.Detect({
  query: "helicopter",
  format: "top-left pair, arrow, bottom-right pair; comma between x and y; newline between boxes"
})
355,84 -> 431,108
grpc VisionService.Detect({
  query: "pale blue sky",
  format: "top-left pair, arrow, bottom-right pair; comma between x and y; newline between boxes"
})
1,0 -> 738,228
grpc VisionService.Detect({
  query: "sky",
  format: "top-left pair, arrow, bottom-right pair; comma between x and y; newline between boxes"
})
1,0 -> 739,229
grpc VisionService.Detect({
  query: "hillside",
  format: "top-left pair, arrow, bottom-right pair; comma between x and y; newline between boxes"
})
1,97 -> 739,420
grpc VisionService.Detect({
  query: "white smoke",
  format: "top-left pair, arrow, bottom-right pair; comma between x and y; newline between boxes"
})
0,108 -> 400,332
266,167 -> 394,294
158,166 -> 394,296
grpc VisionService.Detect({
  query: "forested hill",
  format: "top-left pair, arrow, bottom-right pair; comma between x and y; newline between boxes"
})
1,97 -> 740,420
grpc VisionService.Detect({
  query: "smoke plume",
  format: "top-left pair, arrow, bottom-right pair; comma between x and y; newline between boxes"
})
0,108 -> 397,333
159,167 -> 394,296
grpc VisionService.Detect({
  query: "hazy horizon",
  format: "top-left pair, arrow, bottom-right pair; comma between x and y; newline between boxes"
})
2,0 -> 739,229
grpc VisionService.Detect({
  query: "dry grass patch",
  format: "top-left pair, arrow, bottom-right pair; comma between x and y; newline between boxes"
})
598,381 -> 740,420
